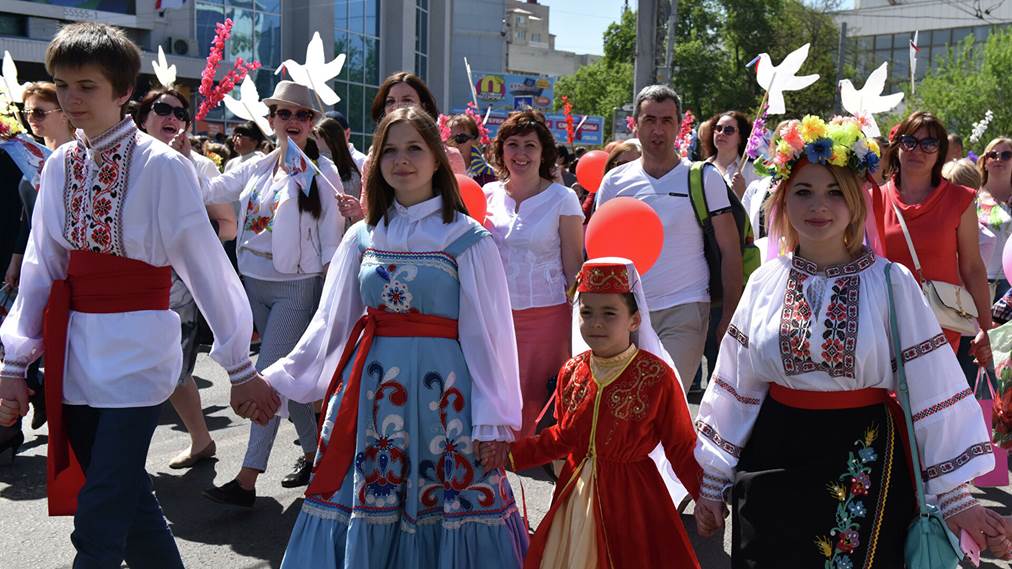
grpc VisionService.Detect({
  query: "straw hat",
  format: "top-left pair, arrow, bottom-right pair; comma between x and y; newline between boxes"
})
263,80 -> 322,114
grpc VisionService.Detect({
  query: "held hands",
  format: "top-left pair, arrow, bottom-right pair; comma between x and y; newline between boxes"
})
229,373 -> 281,426
0,378 -> 32,427
476,440 -> 510,471
984,514 -> 1012,560
694,497 -> 728,538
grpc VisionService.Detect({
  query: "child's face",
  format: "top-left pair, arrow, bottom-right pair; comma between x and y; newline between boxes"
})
52,64 -> 131,137
579,293 -> 641,358
379,121 -> 438,204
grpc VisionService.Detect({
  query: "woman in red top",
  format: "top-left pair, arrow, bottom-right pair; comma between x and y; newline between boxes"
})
872,111 -> 992,365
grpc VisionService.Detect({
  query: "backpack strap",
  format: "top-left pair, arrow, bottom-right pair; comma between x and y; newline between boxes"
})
444,223 -> 491,258
688,161 -> 711,228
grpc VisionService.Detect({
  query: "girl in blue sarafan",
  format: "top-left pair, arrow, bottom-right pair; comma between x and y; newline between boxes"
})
260,106 -> 528,569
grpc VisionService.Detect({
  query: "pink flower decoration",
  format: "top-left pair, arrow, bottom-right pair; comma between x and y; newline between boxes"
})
464,102 -> 490,146
196,19 -> 263,121
437,114 -> 451,142
782,124 -> 805,152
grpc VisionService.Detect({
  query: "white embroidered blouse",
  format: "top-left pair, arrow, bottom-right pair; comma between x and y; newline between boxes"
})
694,249 -> 994,516
483,181 -> 583,310
262,195 -> 523,441
0,118 -> 256,406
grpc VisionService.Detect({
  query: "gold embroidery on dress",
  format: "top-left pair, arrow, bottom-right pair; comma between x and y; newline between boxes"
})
562,354 -> 593,413
606,356 -> 662,421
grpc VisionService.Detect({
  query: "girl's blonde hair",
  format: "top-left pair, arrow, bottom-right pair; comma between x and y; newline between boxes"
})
943,158 -> 982,190
978,137 -> 1012,187
764,160 -> 868,256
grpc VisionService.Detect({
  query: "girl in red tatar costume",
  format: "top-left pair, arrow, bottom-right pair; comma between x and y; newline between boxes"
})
484,258 -> 706,569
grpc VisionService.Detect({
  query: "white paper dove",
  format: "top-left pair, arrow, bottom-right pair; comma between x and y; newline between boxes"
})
275,31 -> 346,106
222,75 -> 274,137
152,46 -> 177,88
0,51 -> 29,103
839,62 -> 904,138
755,43 -> 820,115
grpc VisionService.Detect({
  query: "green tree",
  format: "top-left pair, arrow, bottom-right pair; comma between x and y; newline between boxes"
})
603,8 -> 636,63
909,29 -> 1012,152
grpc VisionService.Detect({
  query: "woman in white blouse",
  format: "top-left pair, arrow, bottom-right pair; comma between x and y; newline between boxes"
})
693,116 -> 1005,567
484,110 -> 584,438
194,81 -> 345,506
705,111 -> 760,200
134,87 -> 237,470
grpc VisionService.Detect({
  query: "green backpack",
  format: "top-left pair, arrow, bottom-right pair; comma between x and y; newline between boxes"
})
687,161 -> 761,305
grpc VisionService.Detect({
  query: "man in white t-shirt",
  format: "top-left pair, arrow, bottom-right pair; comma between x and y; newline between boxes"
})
596,85 -> 743,389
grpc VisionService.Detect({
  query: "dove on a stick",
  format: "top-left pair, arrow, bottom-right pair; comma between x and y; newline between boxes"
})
839,62 -> 904,138
152,46 -> 178,89
276,31 -> 346,107
1,51 -> 28,103
754,43 -> 820,115
222,75 -> 274,137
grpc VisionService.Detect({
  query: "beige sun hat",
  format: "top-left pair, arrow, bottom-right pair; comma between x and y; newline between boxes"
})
262,80 -> 323,114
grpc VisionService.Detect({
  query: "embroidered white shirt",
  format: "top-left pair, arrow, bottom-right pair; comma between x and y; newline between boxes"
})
262,196 -> 522,441
203,150 -> 344,281
694,250 -> 994,500
483,181 -> 583,310
0,118 -> 255,406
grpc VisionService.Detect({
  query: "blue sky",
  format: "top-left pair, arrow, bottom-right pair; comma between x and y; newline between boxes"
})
542,0 -> 628,56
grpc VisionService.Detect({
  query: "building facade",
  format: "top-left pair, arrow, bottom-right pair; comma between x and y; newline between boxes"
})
0,0 -> 454,148
835,0 -> 1012,93
449,0 -> 507,111
504,0 -> 600,77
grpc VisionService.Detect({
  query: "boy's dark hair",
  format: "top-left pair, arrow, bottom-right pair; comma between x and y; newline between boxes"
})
621,293 -> 639,315
45,22 -> 140,99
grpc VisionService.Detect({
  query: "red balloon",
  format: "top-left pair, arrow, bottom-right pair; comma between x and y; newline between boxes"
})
575,150 -> 609,193
455,174 -> 487,224
585,197 -> 664,275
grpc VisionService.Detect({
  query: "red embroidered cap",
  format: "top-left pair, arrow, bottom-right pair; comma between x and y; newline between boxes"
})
575,261 -> 631,294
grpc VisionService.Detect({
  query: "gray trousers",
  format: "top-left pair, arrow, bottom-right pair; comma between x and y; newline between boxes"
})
649,301 -> 710,391
242,276 -> 323,472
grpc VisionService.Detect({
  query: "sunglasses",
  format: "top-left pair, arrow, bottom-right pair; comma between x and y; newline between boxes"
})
451,133 -> 475,144
152,101 -> 189,122
986,150 -> 1012,162
24,107 -> 61,120
272,108 -> 315,122
713,125 -> 737,135
897,135 -> 940,154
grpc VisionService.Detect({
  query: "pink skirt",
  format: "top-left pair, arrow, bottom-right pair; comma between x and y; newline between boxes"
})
512,303 -> 572,438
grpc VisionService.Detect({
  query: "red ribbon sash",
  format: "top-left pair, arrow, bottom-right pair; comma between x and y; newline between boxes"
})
42,250 -> 170,516
305,308 -> 458,498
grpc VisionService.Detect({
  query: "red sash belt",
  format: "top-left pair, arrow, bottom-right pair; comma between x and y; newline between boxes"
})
306,308 -> 458,498
769,384 -> 891,410
43,250 -> 170,516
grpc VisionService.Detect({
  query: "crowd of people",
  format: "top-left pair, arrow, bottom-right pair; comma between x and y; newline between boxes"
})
0,21 -> 1010,569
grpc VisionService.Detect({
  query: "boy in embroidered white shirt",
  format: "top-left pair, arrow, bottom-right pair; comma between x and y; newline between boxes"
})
0,23 -> 277,568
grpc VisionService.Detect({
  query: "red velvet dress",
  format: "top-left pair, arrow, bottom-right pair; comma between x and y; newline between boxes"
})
510,348 -> 703,569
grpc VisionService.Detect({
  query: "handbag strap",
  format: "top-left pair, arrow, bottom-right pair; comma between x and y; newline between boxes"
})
891,202 -> 928,285
885,262 -> 931,516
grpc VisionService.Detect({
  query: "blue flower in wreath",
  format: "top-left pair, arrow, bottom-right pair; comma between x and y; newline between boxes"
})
805,138 -> 833,164
858,446 -> 878,464
834,556 -> 854,569
847,500 -> 867,518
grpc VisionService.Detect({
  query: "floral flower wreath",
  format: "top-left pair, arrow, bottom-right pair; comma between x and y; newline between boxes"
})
755,115 -> 881,182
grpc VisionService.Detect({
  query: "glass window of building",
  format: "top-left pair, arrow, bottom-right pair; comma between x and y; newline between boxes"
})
415,0 -> 429,81
335,0 -> 381,151
195,0 -> 282,133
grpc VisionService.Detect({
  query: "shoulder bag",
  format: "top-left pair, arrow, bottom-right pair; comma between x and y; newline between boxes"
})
885,262 -> 964,569
891,202 -> 978,336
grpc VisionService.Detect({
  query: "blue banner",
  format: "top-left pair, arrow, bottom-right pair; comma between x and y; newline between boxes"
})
454,109 -> 606,147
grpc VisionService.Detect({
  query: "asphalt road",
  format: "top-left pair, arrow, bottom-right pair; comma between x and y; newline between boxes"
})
0,353 -> 1008,568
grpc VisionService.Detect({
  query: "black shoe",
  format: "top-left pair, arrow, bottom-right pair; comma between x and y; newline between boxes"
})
281,456 -> 312,488
203,480 -> 255,507
0,427 -> 24,465
29,388 -> 46,430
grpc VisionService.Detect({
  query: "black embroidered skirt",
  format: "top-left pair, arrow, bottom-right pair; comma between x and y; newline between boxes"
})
731,390 -> 915,569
